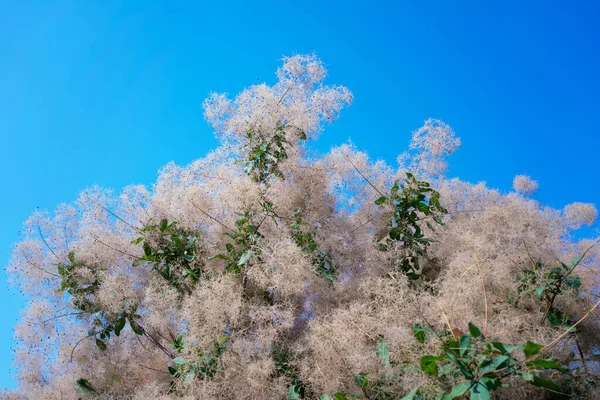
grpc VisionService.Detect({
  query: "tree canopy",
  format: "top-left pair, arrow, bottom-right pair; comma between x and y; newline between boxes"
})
6,55 -> 600,400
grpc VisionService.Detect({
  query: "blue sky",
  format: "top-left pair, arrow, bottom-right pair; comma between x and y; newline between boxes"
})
1,0 -> 599,389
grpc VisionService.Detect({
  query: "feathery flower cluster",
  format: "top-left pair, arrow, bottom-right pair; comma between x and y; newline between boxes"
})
513,174 -> 539,195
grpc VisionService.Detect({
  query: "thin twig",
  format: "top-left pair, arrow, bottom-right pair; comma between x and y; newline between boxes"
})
21,252 -> 60,278
85,193 -> 143,234
539,298 -> 600,356
70,333 -> 96,362
42,312 -> 85,324
37,224 -> 61,261
350,320 -> 377,341
350,215 -> 377,234
344,154 -> 385,197
90,232 -> 141,260
191,202 -> 235,232
474,253 -> 489,336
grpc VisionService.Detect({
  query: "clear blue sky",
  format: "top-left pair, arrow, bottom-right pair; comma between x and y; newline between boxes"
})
1,0 -> 599,389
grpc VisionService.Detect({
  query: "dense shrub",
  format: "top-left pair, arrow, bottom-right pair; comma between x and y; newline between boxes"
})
5,55 -> 600,399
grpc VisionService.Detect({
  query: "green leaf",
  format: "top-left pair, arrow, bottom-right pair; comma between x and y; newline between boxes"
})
524,341 -> 543,358
531,374 -> 561,392
468,322 -> 483,339
333,394 -> 349,400
131,237 -> 144,245
173,357 -> 186,366
320,396 -> 333,400
376,339 -> 390,367
237,250 -> 254,266
413,324 -> 427,343
114,317 -> 126,337
565,276 -> 581,290
480,377 -> 502,391
159,219 -> 169,232
470,381 -> 490,400
518,371 -> 534,382
490,342 -> 523,354
400,387 -> 420,400
459,334 -> 471,356
129,318 -> 144,335
287,385 -> 302,400
525,358 -> 567,373
534,286 -> 545,299
76,378 -> 97,393
479,355 -> 509,375
375,196 -> 388,205
95,338 -> 107,351
444,381 -> 471,399
420,356 -> 440,377
353,373 -> 368,389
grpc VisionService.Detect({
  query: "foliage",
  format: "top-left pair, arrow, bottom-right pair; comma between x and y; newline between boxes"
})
290,207 -> 336,281
57,252 -> 143,352
376,172 -> 447,280
210,209 -> 263,274
243,122 -> 305,183
510,254 -> 584,327
168,335 -> 231,391
410,322 -> 568,399
133,218 -> 203,291
271,343 -> 310,399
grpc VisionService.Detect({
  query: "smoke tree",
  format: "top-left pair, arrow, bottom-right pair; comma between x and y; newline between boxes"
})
5,55 -> 600,399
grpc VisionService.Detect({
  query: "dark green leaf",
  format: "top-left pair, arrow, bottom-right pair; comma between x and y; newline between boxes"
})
413,324 -> 426,343
524,341 -> 543,358
468,322 -> 483,339
129,318 -> 144,335
479,356 -> 509,375
375,196 -> 388,205
114,317 -> 126,336
159,219 -> 169,232
531,374 -> 561,392
95,338 -> 106,351
76,378 -> 97,393
525,358 -> 567,373
353,373 -> 368,389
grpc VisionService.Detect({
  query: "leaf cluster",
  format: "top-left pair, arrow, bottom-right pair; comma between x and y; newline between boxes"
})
290,208 -> 336,281
243,123 -> 306,183
133,219 -> 204,291
210,209 -> 263,273
168,335 -> 230,391
410,322 -> 567,399
376,173 -> 447,280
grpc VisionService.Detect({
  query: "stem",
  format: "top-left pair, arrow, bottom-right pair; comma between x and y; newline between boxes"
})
344,154 -> 385,197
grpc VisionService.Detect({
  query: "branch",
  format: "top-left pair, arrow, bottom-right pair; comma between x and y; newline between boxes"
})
191,201 -> 234,232
37,224 -> 61,261
90,232 -> 141,260
344,154 -> 385,197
